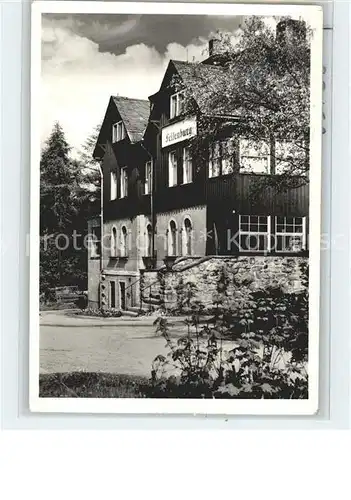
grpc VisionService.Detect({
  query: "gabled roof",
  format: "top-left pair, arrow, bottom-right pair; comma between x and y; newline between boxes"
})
149,59 -> 239,118
112,96 -> 150,142
93,96 -> 150,158
149,60 -> 225,100
171,59 -> 226,87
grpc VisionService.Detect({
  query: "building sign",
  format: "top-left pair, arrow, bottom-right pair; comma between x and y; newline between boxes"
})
161,117 -> 197,148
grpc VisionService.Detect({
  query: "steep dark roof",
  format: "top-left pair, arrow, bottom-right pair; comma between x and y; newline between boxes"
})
112,96 -> 149,142
171,59 -> 226,86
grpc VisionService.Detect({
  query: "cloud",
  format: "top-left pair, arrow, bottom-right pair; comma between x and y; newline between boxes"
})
87,17 -> 140,42
41,19 -> 209,155
41,14 -> 280,155
165,39 -> 208,62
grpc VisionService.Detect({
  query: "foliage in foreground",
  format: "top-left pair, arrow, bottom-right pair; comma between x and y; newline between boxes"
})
147,280 -> 308,399
39,372 -> 149,398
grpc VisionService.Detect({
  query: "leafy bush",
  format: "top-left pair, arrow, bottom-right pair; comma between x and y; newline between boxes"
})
174,279 -> 198,313
146,311 -> 307,399
147,263 -> 309,399
214,287 -> 308,362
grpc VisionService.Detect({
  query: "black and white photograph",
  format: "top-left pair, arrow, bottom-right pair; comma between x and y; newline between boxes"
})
30,2 -> 323,414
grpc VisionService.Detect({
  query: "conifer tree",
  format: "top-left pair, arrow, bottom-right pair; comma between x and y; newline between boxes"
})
40,122 -> 80,235
40,122 -> 85,295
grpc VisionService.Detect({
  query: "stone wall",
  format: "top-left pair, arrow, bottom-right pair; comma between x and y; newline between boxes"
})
141,255 -> 308,311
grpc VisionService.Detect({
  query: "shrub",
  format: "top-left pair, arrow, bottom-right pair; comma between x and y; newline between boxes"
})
219,287 -> 308,361
77,307 -> 123,318
174,279 -> 198,313
147,263 -> 309,399
146,313 -> 307,399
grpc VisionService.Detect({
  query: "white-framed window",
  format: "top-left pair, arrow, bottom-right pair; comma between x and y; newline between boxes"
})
111,227 -> 118,258
168,220 -> 178,256
112,121 -> 125,143
239,215 -> 271,253
170,92 -> 185,119
183,147 -> 192,184
209,138 -> 235,178
120,226 -> 128,257
145,160 -> 152,195
182,218 -> 193,256
168,151 -> 177,187
275,216 -> 306,252
239,139 -> 270,174
120,167 -> 128,198
110,171 -> 117,200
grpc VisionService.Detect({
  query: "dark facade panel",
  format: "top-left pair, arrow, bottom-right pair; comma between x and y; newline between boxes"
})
102,141 -> 151,222
98,61 -> 310,249
234,175 -> 309,216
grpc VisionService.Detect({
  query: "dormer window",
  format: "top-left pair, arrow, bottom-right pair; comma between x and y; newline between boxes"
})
170,92 -> 185,119
112,121 -> 126,142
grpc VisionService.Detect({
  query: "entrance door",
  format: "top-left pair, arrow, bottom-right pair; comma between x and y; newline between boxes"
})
119,282 -> 126,310
110,281 -> 116,308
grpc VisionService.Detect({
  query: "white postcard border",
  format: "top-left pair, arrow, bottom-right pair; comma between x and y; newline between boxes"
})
30,1 -> 323,415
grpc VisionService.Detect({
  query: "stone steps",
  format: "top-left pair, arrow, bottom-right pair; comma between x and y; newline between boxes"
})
141,295 -> 163,306
126,306 -> 150,314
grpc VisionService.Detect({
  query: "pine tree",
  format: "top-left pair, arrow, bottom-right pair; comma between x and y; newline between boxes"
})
40,122 -> 80,234
40,122 -> 85,295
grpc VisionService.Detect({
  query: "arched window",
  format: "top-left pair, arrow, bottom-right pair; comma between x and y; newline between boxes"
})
111,227 -> 117,257
146,224 -> 152,257
120,226 -> 127,257
183,218 -> 192,256
168,220 -> 177,256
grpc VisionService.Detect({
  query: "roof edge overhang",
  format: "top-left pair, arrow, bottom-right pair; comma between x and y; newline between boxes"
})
93,96 -> 115,159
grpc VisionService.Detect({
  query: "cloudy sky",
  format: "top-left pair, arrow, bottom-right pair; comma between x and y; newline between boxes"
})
41,13 -> 277,155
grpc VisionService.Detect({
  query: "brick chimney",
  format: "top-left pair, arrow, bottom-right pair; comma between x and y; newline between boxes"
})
203,36 -> 231,66
208,37 -> 223,57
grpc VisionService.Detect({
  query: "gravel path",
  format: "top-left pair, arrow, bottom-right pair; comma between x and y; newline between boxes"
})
40,323 -> 170,377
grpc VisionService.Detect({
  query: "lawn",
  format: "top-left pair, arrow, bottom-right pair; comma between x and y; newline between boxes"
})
39,372 -> 150,398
